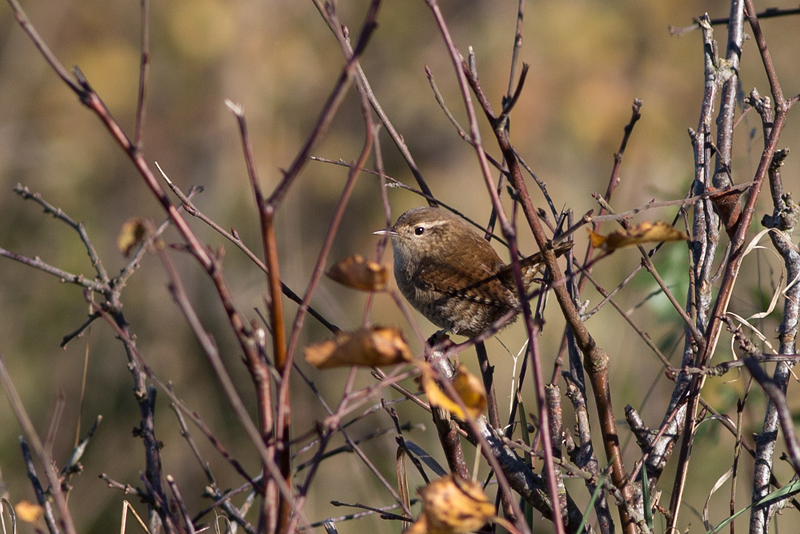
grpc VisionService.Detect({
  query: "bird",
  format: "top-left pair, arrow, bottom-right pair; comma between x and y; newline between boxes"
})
374,206 -> 572,338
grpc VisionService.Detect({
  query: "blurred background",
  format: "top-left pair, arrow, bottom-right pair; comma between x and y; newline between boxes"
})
1,0 -> 799,532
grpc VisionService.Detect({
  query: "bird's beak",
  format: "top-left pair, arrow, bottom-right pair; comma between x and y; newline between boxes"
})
373,228 -> 397,237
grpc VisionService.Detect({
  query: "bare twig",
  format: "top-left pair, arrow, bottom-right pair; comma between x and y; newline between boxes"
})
669,5 -> 800,37
744,358 -> 800,476
456,27 -> 634,534
0,353 -> 76,534
166,475 -> 196,534
670,5 -> 796,527
156,163 -> 339,334
20,438 -> 61,534
133,0 -> 150,149
60,415 -> 101,478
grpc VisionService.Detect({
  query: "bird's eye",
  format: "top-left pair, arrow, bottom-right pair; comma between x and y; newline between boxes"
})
414,226 -> 425,236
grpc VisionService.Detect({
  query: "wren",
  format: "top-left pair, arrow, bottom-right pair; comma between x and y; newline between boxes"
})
374,207 -> 572,338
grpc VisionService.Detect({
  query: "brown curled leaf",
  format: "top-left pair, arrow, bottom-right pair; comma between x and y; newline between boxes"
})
588,220 -> 688,252
327,254 -> 387,291
709,187 -> 744,238
407,475 -> 496,534
304,326 -> 413,369
420,364 -> 486,420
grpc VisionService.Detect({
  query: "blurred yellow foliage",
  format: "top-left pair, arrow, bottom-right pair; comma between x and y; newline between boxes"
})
168,0 -> 236,61
74,42 -> 140,114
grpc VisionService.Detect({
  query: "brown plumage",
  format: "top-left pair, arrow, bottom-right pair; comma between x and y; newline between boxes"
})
375,207 -> 572,337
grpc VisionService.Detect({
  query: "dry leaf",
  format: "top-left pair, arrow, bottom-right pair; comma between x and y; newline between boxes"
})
117,217 -> 147,256
304,326 -> 413,369
397,447 -> 412,531
407,475 -> 495,534
709,187 -> 744,238
327,254 -> 387,292
589,221 -> 688,252
452,365 -> 487,417
15,500 -> 44,524
421,364 -> 486,420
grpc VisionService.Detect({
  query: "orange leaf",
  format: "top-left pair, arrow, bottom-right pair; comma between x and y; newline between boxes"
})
304,327 -> 413,369
327,254 -> 387,292
588,221 -> 688,252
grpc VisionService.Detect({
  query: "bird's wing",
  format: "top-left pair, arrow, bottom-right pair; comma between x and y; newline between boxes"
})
497,240 -> 574,285
415,257 -> 510,305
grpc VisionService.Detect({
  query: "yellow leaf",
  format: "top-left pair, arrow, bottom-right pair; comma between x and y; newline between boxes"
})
452,365 -> 487,417
589,221 -> 688,252
421,364 -> 486,420
15,500 -> 43,524
408,475 -> 495,534
304,327 -> 413,369
327,255 -> 387,292
588,229 -> 607,249
117,217 -> 147,257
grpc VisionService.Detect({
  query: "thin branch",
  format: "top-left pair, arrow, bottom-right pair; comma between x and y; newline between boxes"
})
505,0 -> 525,101
265,2 -> 379,208
425,65 -> 471,142
0,248 -> 106,292
0,353 -> 76,534
458,29 -> 634,534
166,476 -> 196,534
88,255 -> 312,529
588,180 -> 754,223
744,358 -> 800,476
157,163 -> 339,334
4,0 -> 82,93
60,415 -> 102,477
13,184 -> 109,282
666,14 -> 724,524
669,5 -> 800,37
20,438 -> 61,534
226,101 -> 282,533
133,0 -> 150,149
670,5 -> 796,527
